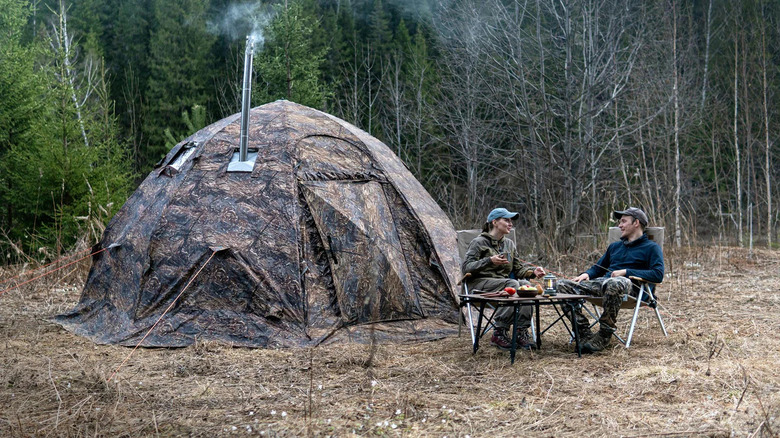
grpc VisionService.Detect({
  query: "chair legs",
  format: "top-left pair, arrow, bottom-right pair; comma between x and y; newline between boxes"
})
584,284 -> 669,348
625,284 -> 646,348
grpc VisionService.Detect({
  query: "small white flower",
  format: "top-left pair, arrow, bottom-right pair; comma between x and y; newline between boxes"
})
441,405 -> 447,409
442,419 -> 446,423
371,380 -> 378,387
383,420 -> 389,427
249,411 -> 254,416
318,385 -> 322,390
271,410 -> 277,415
391,423 -> 398,429
376,422 -> 383,427
281,411 -> 287,417
395,409 -> 402,415
231,426 -> 237,431
448,409 -> 453,414
422,418 -> 426,423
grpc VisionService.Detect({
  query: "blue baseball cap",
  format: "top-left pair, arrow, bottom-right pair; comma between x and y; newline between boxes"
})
487,208 -> 520,222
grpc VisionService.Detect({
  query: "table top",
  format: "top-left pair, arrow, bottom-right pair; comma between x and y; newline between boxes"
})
458,293 -> 588,303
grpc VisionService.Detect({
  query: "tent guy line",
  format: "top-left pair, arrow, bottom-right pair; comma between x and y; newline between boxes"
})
0,248 -> 107,298
108,248 -> 219,383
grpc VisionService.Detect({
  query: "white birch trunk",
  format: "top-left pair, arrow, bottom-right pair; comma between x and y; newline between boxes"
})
761,8 -> 772,248
673,0 -> 682,247
733,25 -> 743,247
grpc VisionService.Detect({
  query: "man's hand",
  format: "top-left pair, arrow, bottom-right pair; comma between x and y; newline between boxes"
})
572,273 -> 589,283
490,254 -> 509,265
610,269 -> 627,278
533,266 -> 545,278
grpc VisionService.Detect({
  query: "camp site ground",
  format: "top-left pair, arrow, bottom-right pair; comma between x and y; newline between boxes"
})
1,246 -> 778,437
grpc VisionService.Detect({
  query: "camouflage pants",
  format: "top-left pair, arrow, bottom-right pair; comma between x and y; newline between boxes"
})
466,277 -> 533,330
556,276 -> 633,329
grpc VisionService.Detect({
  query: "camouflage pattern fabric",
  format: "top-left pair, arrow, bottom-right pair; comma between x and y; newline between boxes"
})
556,276 -> 633,329
466,277 -> 533,330
54,100 -> 461,348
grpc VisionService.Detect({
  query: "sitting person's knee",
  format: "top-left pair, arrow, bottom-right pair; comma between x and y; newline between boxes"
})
507,279 -> 521,289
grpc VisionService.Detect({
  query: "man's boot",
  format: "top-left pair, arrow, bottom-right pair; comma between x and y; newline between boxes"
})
573,308 -> 593,342
576,323 -> 594,343
581,325 -> 616,354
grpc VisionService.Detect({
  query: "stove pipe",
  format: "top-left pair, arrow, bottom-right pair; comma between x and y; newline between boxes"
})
239,35 -> 255,162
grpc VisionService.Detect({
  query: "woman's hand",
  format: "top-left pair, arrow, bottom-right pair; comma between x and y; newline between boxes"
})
490,254 -> 509,265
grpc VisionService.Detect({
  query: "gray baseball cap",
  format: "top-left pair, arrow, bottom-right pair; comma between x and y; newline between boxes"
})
613,207 -> 648,226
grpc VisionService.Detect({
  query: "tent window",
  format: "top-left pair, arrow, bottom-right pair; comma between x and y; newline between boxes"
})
169,147 -> 196,171
227,149 -> 258,172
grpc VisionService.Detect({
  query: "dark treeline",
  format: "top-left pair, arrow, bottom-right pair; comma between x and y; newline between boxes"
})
1,0 -> 779,263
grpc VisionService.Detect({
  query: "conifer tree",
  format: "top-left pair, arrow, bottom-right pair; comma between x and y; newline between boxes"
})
0,0 -> 47,238
254,0 -> 331,108
2,0 -> 132,257
143,0 -> 215,171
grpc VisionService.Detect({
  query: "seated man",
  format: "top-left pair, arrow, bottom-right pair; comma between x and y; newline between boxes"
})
557,207 -> 664,353
462,208 -> 545,350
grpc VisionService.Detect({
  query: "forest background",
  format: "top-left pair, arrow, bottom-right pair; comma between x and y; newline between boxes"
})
1,0 -> 779,265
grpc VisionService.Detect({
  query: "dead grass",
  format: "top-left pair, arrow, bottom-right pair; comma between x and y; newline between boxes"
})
1,246 -> 779,437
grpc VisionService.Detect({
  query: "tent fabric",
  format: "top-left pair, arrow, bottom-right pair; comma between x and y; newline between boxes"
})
55,100 -> 461,347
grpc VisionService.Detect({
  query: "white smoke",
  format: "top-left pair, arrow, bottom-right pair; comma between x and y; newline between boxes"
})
207,2 -> 275,47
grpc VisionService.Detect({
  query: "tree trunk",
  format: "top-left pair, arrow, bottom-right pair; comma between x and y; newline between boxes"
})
761,5 -> 772,248
733,20 -> 743,247
672,0 -> 682,247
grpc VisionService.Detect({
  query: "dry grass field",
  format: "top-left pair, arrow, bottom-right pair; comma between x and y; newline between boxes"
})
1,246 -> 778,437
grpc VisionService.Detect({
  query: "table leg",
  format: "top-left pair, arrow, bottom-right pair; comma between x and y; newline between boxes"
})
474,301 -> 486,354
568,302 -> 582,357
535,301 -> 542,348
510,303 -> 519,364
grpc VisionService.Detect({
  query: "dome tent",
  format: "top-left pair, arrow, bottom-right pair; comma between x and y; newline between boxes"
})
55,100 -> 461,347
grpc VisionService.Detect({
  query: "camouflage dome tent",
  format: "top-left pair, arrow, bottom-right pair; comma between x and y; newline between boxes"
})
55,100 -> 461,347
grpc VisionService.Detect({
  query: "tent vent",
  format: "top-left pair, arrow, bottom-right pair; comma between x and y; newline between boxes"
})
169,147 -> 196,171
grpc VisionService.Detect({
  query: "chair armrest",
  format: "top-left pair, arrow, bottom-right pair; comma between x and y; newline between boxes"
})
629,276 -> 660,285
457,272 -> 472,286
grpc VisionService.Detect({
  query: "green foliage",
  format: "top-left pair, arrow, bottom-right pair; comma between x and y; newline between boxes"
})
254,0 -> 332,108
143,0 -> 216,171
1,1 -> 132,260
164,104 -> 208,150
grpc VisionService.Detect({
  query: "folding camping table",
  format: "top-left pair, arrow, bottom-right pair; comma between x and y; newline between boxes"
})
459,293 -> 589,363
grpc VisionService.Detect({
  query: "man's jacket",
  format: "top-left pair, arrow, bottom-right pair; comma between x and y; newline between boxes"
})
586,233 -> 664,283
461,232 -> 535,281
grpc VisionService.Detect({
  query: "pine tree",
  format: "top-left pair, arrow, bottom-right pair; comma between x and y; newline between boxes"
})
143,0 -> 215,171
2,1 -> 132,257
0,0 -> 47,240
254,0 -> 331,108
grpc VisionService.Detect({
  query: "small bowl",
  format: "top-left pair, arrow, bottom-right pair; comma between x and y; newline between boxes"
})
516,288 -> 538,298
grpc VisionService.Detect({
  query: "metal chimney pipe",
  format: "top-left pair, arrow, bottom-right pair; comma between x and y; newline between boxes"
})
239,35 -> 255,162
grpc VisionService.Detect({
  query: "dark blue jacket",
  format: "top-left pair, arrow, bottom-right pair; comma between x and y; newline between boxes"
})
586,234 -> 664,283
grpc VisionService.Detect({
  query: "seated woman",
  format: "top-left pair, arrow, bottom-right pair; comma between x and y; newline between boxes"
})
461,208 -> 545,350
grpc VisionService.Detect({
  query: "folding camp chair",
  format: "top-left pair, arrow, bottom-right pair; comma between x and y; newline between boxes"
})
456,229 -> 536,347
583,227 -> 669,348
